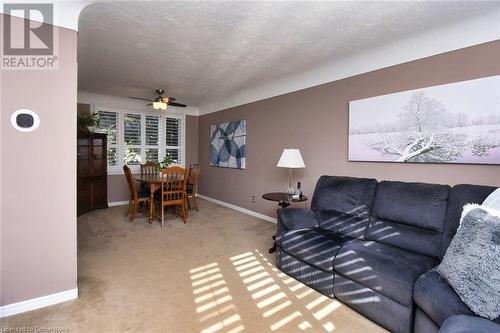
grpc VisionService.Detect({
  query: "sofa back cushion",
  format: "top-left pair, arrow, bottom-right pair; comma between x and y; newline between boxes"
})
366,181 -> 450,258
312,176 -> 378,238
440,184 -> 496,259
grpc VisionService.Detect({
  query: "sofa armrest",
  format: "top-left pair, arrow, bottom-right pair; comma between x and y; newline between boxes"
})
276,208 -> 318,244
439,315 -> 500,333
414,267 -> 479,327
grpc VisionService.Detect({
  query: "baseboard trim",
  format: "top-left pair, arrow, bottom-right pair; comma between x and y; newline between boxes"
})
197,194 -> 277,224
109,196 -> 277,224
0,288 -> 78,318
108,200 -> 128,207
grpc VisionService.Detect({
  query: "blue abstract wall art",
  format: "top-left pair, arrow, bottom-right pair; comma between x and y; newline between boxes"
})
210,120 -> 246,169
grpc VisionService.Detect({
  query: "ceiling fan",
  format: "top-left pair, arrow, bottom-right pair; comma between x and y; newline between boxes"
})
128,89 -> 187,110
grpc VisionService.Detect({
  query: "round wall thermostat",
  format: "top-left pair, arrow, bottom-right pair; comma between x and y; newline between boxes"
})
10,109 -> 40,132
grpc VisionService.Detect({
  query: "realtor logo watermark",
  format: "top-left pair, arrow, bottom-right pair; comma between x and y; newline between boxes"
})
2,3 -> 58,70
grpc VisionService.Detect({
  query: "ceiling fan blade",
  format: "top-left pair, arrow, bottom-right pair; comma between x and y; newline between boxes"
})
167,102 -> 187,107
128,96 -> 153,102
168,96 -> 176,102
146,103 -> 152,106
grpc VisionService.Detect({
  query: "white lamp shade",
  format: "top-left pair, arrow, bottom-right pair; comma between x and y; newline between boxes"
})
277,149 -> 305,168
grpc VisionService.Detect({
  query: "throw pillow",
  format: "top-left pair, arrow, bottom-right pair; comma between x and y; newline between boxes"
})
437,204 -> 500,320
483,188 -> 500,211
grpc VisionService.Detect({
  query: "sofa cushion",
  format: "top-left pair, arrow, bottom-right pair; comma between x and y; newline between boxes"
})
334,273 -> 414,333
316,209 -> 369,239
440,184 -> 496,259
276,208 -> 319,244
334,240 -> 437,306
311,176 -> 378,217
366,218 -> 444,258
372,181 -> 450,230
414,308 -> 439,333
281,229 -> 353,272
277,247 -> 334,297
367,181 -> 450,258
414,268 -> 476,326
439,315 -> 500,333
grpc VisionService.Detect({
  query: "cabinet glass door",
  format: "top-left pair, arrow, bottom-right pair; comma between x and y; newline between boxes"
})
77,139 -> 90,177
92,137 -> 106,176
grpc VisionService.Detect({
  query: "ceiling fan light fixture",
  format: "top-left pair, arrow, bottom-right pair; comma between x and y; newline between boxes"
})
153,101 -> 167,110
128,88 -> 186,109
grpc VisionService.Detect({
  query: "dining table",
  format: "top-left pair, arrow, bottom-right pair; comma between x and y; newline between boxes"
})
133,172 -> 187,223
133,173 -> 163,223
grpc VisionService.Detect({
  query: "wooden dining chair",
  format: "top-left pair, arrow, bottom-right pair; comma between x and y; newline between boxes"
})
123,165 -> 150,222
140,162 -> 159,189
154,166 -> 188,227
186,164 -> 200,211
141,162 -> 158,175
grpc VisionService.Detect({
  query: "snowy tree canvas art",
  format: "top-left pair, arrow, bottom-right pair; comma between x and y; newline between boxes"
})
349,75 -> 500,164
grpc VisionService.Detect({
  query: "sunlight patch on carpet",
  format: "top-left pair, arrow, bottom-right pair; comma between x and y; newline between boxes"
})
190,262 -> 244,333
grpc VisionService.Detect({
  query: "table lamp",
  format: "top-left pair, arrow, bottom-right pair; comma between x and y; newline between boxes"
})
277,149 -> 305,194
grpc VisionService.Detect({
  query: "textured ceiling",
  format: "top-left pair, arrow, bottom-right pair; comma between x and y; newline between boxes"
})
78,1 -> 500,112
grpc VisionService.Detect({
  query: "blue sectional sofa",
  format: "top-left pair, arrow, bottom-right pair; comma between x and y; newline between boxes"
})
275,176 -> 498,333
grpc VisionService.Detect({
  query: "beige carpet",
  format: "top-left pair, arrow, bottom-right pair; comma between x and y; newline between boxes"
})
1,199 -> 385,333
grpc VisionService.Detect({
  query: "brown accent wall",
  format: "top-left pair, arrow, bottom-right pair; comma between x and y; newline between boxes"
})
1,15 -> 78,305
198,41 -> 500,218
107,174 -> 129,203
107,115 -> 200,203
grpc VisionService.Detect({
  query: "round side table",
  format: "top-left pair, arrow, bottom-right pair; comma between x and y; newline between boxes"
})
262,192 -> 308,253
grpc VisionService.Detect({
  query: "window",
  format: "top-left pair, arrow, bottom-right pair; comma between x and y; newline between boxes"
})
95,107 -> 185,173
123,113 -> 142,165
97,111 -> 118,166
145,115 -> 160,162
165,116 -> 182,165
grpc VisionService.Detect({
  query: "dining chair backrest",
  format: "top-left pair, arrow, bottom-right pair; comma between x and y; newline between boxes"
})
186,164 -> 200,211
188,164 -> 200,184
141,162 -> 158,175
123,165 -> 137,201
160,166 -> 188,205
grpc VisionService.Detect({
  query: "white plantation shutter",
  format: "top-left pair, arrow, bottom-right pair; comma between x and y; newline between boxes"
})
97,110 -> 118,166
145,115 -> 160,162
165,116 -> 182,165
95,107 -> 185,172
124,113 -> 142,165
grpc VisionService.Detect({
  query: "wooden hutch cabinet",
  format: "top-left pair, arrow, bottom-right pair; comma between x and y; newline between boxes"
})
77,131 -> 108,216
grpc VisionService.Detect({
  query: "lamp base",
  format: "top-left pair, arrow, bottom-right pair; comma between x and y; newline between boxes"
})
286,168 -> 295,194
